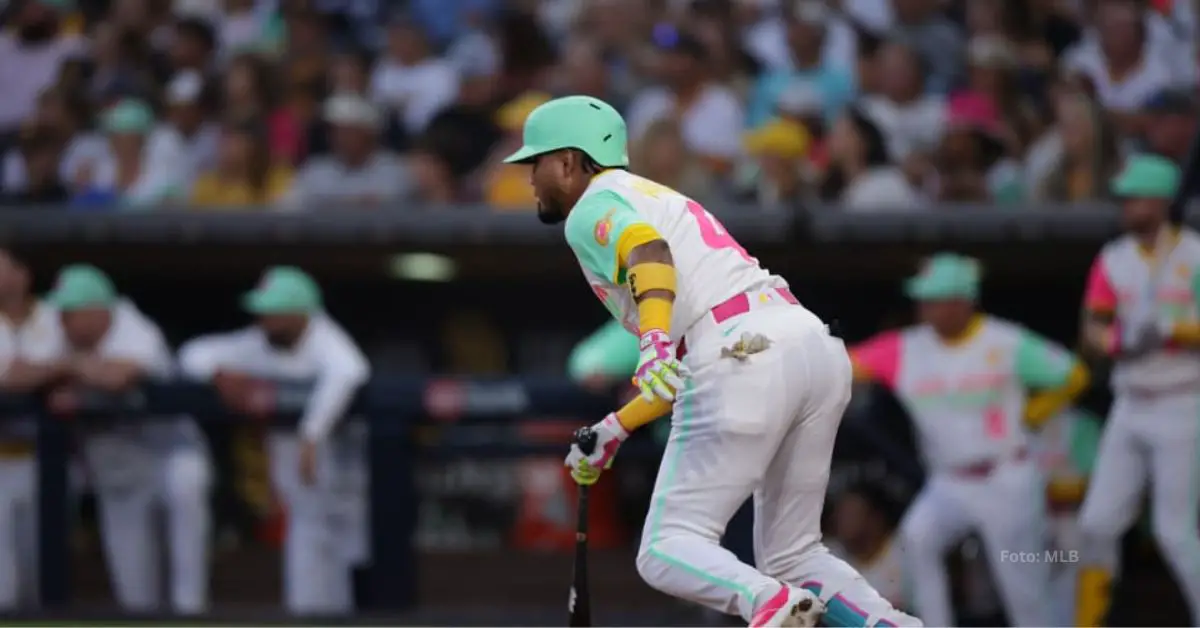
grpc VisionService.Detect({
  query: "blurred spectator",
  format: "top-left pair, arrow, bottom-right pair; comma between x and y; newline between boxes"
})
369,18 -> 460,137
1030,92 -> 1120,202
216,0 -> 279,57
960,35 -> 1043,154
820,107 -> 920,211
889,0 -> 965,94
631,118 -> 714,202
444,7 -> 502,87
0,129 -> 70,206
170,17 -> 219,76
739,116 -> 812,209
1141,87 -> 1199,162
483,92 -> 551,210
739,0 -> 857,75
852,26 -> 884,98
285,93 -> 413,209
268,69 -> 325,166
145,71 -> 221,190
746,0 -> 856,128
860,40 -> 944,167
547,38 -> 613,103
0,0 -> 85,134
934,93 -> 1024,204
776,81 -> 830,172
1062,0 -> 1183,126
3,87 -> 105,196
87,22 -> 162,107
627,27 -> 744,176
408,141 -> 461,203
223,52 -> 275,120
190,118 -> 293,207
329,48 -> 371,95
75,99 -> 188,208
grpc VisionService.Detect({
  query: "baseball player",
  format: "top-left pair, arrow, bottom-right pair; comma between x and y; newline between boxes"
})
850,253 -> 1090,627
1076,154 -> 1200,627
42,264 -> 212,613
504,94 -> 920,627
178,266 -> 370,616
0,248 -> 66,610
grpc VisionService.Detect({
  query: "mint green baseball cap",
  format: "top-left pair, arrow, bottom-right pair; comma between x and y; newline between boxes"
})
100,99 -> 156,135
242,266 -> 322,314
905,253 -> 982,301
1111,153 -> 1181,199
46,264 -> 119,311
502,95 -> 629,167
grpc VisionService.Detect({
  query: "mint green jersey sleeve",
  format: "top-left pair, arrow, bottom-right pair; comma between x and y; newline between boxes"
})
1014,329 -> 1078,388
1068,409 -> 1103,476
567,320 -> 640,380
563,190 -> 645,283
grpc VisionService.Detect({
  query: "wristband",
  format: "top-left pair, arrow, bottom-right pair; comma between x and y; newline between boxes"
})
637,298 -> 673,336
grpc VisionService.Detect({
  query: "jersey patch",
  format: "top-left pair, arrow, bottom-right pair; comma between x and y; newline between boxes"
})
594,209 -> 616,245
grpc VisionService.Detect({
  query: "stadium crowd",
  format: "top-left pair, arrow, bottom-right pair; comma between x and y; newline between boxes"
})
0,0 -> 1197,212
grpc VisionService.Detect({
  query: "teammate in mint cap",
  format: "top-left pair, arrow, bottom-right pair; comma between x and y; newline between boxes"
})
504,95 -> 921,627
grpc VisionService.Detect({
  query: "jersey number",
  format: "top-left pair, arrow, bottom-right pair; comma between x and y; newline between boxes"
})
984,405 -> 1007,440
629,179 -> 755,263
686,200 -> 756,263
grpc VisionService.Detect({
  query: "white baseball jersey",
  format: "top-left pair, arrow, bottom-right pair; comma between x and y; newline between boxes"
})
0,301 -> 65,440
1084,228 -> 1200,393
562,169 -> 798,340
852,316 -> 1080,471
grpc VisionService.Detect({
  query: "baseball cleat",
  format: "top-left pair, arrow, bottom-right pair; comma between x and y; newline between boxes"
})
749,585 -> 825,627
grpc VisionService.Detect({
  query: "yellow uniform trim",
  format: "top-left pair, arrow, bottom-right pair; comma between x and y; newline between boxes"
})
615,223 -> 661,273
1173,321 -> 1200,347
1024,363 -> 1091,429
615,395 -> 673,432
628,262 -> 677,299
938,314 -> 985,347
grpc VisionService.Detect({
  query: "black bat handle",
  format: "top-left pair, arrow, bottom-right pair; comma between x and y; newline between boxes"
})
573,427 -> 598,456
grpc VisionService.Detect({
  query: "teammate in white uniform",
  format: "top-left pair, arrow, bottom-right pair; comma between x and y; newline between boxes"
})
178,266 -> 370,616
0,249 -> 66,610
42,264 -> 212,613
850,253 -> 1090,627
503,95 -> 920,627
1076,154 -> 1200,626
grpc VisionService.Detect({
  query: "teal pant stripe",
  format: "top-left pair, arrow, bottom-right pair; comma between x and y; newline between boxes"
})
646,379 -> 755,603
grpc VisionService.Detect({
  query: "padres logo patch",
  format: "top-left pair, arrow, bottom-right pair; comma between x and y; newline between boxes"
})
594,209 -> 616,245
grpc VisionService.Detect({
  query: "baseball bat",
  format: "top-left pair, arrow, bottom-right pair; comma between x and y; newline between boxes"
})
568,427 -> 598,628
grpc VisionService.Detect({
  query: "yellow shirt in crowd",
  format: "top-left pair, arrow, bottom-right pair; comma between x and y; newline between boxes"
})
190,168 -> 294,208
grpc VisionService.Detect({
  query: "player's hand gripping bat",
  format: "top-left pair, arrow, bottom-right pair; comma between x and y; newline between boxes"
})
568,427 -> 598,627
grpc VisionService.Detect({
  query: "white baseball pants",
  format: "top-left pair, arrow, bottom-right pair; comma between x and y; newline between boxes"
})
0,455 -> 37,610
86,433 -> 212,614
1077,390 -> 1200,623
899,459 -> 1053,626
269,425 -> 367,616
634,303 -> 921,626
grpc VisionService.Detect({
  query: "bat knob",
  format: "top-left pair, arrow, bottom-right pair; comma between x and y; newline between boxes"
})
573,427 -> 598,456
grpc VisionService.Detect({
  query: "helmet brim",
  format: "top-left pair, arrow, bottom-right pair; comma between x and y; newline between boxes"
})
502,144 -> 552,164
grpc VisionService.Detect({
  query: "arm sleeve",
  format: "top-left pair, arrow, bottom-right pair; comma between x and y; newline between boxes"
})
563,190 -> 652,283
567,320 -> 641,381
1014,329 -> 1079,388
849,331 -> 903,388
299,325 -> 371,442
177,330 -> 256,381
1083,255 -> 1117,313
104,314 -> 174,379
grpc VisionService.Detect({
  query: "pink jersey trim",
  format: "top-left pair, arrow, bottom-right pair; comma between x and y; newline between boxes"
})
1084,256 -> 1118,312
851,331 -> 903,389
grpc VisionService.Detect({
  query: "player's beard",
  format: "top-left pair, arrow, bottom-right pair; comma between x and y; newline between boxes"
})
536,198 -> 567,224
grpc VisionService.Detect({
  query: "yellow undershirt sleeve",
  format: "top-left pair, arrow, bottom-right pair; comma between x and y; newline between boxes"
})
615,395 -> 673,431
1024,364 -> 1091,429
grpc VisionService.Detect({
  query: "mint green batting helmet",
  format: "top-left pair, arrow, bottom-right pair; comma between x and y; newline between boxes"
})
502,95 -> 629,167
